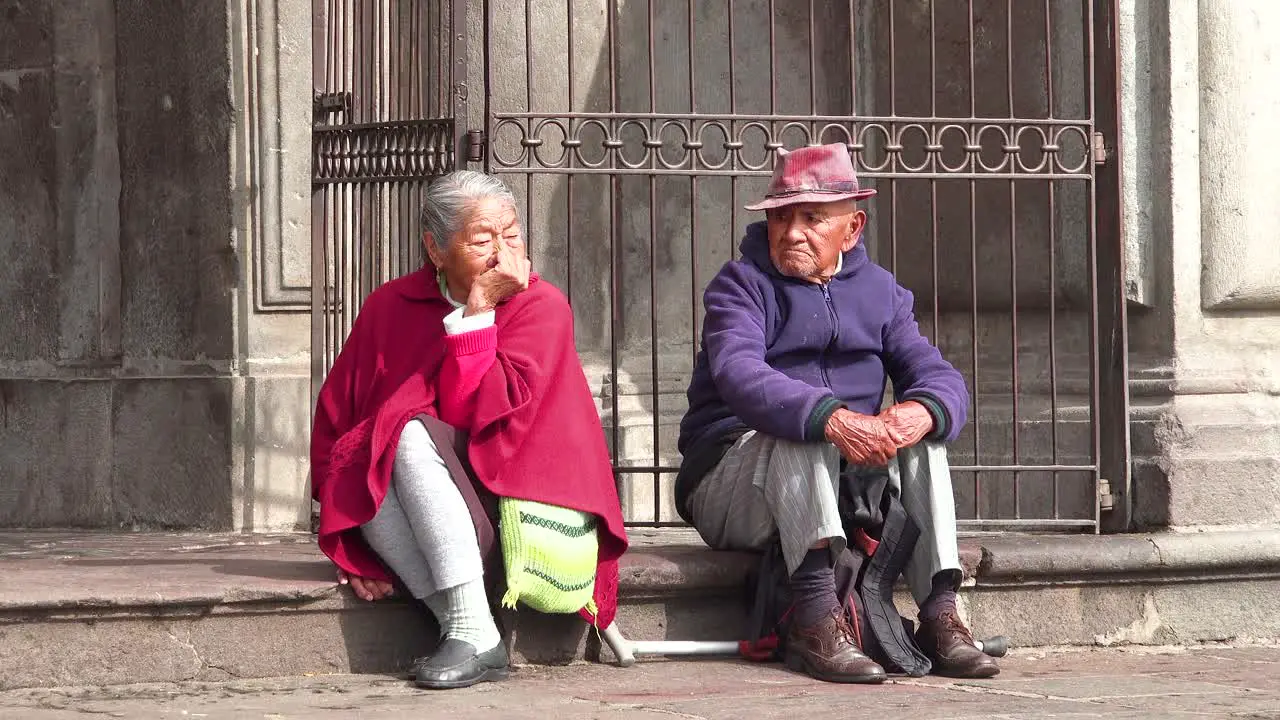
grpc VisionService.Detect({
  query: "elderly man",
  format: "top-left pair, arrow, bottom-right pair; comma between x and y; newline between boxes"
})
675,144 -> 997,683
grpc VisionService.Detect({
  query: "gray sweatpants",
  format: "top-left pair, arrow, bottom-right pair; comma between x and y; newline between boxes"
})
360,419 -> 484,599
685,431 -> 961,605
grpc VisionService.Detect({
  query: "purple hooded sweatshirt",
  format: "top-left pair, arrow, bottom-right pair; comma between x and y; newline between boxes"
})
674,221 -> 969,522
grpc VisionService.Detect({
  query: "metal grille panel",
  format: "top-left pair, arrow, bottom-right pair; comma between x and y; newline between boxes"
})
481,0 -> 1128,531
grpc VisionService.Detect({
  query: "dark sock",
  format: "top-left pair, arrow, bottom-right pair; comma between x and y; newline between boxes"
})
918,572 -> 959,622
789,549 -> 839,628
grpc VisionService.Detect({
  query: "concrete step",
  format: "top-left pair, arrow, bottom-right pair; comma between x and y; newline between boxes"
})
2,528 -> 1278,691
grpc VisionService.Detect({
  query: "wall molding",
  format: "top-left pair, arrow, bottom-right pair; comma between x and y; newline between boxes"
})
233,0 -> 312,314
1199,0 -> 1280,311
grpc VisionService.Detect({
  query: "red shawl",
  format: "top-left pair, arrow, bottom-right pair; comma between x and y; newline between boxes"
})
310,267 -> 629,628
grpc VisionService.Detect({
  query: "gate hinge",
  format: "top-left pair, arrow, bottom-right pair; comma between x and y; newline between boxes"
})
313,91 -> 350,119
464,129 -> 487,163
1092,132 -> 1110,166
1098,478 -> 1115,512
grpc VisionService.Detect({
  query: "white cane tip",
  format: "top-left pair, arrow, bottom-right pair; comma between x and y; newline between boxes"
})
599,622 -> 635,668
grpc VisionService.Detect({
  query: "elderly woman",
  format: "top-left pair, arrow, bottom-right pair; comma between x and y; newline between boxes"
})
310,171 -> 628,690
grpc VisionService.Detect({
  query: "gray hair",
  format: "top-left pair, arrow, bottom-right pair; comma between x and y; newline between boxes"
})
421,170 -> 517,250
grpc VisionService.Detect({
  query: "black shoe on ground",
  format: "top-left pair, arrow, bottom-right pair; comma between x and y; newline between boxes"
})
414,638 -> 510,690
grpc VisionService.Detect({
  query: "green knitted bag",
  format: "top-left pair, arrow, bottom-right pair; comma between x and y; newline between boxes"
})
498,498 -> 598,615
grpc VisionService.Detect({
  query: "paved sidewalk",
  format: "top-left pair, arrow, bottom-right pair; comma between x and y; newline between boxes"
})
1,644 -> 1277,719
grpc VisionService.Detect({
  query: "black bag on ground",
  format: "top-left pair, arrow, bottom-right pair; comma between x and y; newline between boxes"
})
742,466 -> 932,677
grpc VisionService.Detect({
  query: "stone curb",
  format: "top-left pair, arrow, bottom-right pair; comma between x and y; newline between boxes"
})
975,529 -> 1280,581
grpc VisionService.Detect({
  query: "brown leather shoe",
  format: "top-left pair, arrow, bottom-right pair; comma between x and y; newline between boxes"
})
915,610 -> 1000,678
785,609 -> 887,684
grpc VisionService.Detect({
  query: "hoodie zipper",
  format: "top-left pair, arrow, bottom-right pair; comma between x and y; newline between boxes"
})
820,283 -> 839,389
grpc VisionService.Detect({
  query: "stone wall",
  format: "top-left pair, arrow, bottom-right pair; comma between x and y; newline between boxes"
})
6,0 -> 1279,534
0,0 -> 313,531
1124,0 -> 1280,529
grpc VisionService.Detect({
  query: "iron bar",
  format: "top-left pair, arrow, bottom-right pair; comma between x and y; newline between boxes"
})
728,0 -> 738,259
1045,0 -> 1060,519
411,0 -> 419,117
606,0 -> 623,511
1094,0 -> 1133,533
1007,0 -> 1021,520
566,0 -> 575,305
929,0 -> 939,346
438,0 -> 446,117
453,0 -> 469,165
957,519 -> 1097,530
968,0 -> 981,521
648,0 -> 660,523
848,0 -> 856,117
768,0 -> 776,115
524,0 -> 534,264
688,0 -> 699,399
1085,0 -> 1102,530
809,0 -> 817,116
392,2 -> 403,279
888,0 -> 898,275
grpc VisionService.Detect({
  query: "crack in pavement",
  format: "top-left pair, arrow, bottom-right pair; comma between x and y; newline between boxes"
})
573,696 -> 709,720
894,678 -> 1101,704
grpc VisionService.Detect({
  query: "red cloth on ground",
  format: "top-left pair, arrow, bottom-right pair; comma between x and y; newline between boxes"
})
310,267 -> 629,628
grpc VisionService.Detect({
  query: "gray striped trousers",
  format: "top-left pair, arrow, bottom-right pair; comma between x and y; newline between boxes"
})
685,431 -> 961,605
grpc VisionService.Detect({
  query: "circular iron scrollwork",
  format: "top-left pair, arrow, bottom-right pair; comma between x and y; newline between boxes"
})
487,114 -> 1093,178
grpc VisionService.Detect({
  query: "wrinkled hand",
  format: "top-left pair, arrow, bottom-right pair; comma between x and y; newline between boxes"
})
881,401 -> 934,449
824,408 -> 898,467
337,568 -> 395,601
466,243 -> 531,315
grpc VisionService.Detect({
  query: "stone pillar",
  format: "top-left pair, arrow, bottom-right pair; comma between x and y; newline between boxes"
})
226,0 -> 316,531
1125,0 -> 1280,527
0,0 -> 313,532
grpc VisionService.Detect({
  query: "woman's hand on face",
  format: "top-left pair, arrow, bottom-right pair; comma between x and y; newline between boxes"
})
465,242 -> 531,315
337,568 -> 395,601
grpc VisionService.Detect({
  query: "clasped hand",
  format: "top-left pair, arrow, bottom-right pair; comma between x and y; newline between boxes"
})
823,401 -> 934,467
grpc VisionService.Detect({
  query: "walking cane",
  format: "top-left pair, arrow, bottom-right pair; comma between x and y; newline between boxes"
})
598,621 -> 1008,667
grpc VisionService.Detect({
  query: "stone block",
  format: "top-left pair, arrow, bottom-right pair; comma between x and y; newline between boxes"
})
1162,456 -> 1280,526
1130,459 -> 1171,529
0,65 -> 59,364
235,374 -> 312,532
51,0 -> 122,364
0,0 -> 52,70
111,378 -> 234,529
115,0 -> 234,364
0,380 -> 114,527
0,614 -> 203,690
965,584 -> 1157,647
1153,580 -> 1280,643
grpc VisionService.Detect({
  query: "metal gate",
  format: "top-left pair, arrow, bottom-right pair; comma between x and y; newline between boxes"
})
478,0 -> 1129,531
310,0 -> 467,381
311,0 -> 1129,533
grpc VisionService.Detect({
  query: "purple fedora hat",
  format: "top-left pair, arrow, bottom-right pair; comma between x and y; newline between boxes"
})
744,143 -> 876,211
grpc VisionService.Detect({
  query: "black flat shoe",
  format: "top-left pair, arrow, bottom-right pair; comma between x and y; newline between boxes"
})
414,638 -> 510,690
